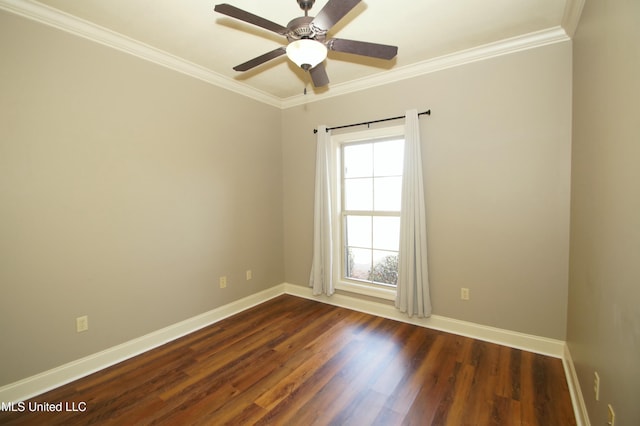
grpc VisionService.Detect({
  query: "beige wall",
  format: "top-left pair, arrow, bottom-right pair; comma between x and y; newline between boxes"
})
0,11 -> 284,386
569,0 -> 640,423
1,6 -> 577,390
283,42 -> 572,340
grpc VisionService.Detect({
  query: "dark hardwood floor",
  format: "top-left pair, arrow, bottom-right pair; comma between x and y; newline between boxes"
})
0,295 -> 576,425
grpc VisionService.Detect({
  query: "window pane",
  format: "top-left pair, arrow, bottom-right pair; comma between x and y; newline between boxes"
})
373,216 -> 400,251
344,144 -> 372,178
340,137 -> 404,288
371,250 -> 398,286
374,140 -> 404,176
344,178 -> 373,210
345,247 -> 371,281
346,215 -> 371,248
374,176 -> 402,211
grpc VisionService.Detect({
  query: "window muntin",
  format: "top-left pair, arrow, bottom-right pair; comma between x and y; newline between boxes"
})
341,137 -> 404,287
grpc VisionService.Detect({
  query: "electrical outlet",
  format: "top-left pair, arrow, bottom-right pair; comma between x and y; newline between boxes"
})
607,404 -> 615,426
219,276 -> 227,288
76,315 -> 88,333
594,371 -> 600,401
460,288 -> 470,300
246,270 -> 252,280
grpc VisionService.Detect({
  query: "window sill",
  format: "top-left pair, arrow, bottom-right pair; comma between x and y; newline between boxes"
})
335,280 -> 396,301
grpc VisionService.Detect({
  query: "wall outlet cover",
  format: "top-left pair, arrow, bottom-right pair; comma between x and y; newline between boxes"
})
76,316 -> 89,333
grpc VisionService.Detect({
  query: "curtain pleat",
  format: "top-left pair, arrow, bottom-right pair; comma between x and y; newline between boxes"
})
309,126 -> 335,296
396,109 -> 432,317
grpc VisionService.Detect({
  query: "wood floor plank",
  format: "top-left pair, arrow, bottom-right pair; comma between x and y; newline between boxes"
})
0,295 -> 576,426
368,322 -> 420,396
460,341 -> 500,425
254,340 -> 366,425
253,313 -> 362,410
520,350 -> 539,425
443,362 -> 477,426
326,331 -> 406,424
385,331 -> 444,415
403,335 -> 460,425
294,330 -> 400,425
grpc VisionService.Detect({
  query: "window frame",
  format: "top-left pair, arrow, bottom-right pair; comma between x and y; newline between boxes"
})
330,125 -> 405,300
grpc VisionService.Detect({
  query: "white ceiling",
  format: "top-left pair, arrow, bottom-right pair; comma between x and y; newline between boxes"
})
3,0 -> 582,106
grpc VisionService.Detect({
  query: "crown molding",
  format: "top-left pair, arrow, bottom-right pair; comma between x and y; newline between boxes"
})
562,0 -> 586,38
281,26 -> 570,108
1,0 -> 573,110
0,0 -> 283,108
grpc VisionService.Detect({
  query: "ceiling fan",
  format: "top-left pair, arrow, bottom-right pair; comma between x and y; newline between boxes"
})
214,0 -> 398,87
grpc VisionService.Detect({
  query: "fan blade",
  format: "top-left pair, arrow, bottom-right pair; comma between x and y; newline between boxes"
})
311,0 -> 361,31
214,4 -> 288,35
233,47 -> 287,71
328,38 -> 398,60
309,62 -> 330,87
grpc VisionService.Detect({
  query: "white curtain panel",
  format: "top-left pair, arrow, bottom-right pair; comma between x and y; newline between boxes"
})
396,109 -> 432,317
309,125 -> 335,296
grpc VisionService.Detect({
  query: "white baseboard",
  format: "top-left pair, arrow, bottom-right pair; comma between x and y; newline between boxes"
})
0,284 -> 286,403
1,281 -> 581,417
283,283 -> 565,358
563,344 -> 591,426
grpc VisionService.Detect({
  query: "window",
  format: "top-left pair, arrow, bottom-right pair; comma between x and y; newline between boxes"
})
331,126 -> 405,299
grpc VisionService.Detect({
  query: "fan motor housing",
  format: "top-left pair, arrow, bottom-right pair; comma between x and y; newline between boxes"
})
286,16 -> 326,42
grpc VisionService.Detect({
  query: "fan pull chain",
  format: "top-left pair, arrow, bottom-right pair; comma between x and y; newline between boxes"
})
304,77 -> 311,95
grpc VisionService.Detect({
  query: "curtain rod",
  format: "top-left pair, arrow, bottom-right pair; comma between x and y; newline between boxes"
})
313,110 -> 431,134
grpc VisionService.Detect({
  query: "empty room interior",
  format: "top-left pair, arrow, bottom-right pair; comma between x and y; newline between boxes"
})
0,0 -> 638,424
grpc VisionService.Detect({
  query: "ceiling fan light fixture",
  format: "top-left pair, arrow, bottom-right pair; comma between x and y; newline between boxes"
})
286,39 -> 327,70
